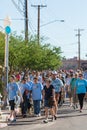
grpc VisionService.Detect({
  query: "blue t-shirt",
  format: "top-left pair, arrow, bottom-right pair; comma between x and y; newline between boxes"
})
83,71 -> 87,80
7,82 -> 19,101
52,78 -> 63,92
18,82 -> 31,98
75,78 -> 87,94
27,81 -> 33,88
70,78 -> 77,90
31,82 -> 43,100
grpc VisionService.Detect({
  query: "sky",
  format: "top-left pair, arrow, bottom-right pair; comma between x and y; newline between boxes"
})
0,0 -> 87,59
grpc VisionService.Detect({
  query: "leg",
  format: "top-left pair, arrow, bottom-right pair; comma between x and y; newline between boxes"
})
33,100 -> 38,115
78,93 -> 85,111
37,100 -> 41,115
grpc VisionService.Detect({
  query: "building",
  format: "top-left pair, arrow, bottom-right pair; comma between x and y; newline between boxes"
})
62,57 -> 87,70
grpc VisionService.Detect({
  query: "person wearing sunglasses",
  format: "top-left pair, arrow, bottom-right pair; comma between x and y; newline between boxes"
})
75,73 -> 87,112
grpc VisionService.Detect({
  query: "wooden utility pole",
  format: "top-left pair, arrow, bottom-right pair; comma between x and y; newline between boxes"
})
25,0 -> 28,43
75,28 -> 84,69
31,5 -> 47,44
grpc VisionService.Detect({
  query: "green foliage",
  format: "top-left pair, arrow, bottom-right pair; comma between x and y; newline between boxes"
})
0,32 -> 5,66
0,31 -> 63,71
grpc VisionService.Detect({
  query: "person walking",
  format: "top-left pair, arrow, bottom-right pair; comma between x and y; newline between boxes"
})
6,75 -> 23,122
19,77 -> 31,118
51,71 -> 63,116
31,76 -> 43,116
70,72 -> 78,109
75,73 -> 87,112
43,78 -> 56,123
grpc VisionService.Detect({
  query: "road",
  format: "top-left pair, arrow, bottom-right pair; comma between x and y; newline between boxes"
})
1,99 -> 87,130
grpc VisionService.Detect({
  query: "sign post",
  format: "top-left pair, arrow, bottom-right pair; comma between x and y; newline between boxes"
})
4,16 -> 11,88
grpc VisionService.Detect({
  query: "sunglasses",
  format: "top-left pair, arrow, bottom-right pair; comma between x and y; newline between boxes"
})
79,75 -> 82,77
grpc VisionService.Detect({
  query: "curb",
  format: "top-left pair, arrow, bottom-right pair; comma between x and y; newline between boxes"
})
0,123 -> 7,128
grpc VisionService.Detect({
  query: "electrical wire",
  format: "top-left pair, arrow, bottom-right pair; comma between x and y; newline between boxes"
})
11,0 -> 24,16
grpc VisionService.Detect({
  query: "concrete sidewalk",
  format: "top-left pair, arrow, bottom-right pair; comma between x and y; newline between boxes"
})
0,99 -> 87,130
0,110 -> 9,128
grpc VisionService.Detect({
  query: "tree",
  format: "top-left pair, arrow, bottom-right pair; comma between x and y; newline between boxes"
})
0,32 -> 5,66
0,31 -> 63,71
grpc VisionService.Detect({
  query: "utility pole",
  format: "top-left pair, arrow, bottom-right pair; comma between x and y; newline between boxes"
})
24,0 -> 28,43
31,5 -> 47,44
75,28 -> 84,69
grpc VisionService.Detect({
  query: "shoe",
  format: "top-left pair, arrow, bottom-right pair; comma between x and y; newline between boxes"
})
34,114 -> 38,117
80,109 -> 82,113
8,118 -> 11,121
73,105 -> 76,109
76,104 -> 78,108
52,117 -> 54,122
43,119 -> 48,123
11,119 -> 16,123
54,115 -> 57,120
70,103 -> 73,107
23,115 -> 27,118
38,113 -> 41,117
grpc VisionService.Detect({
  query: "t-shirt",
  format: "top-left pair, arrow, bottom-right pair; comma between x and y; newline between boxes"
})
31,82 -> 43,100
44,84 -> 54,100
7,82 -> 19,101
83,71 -> 87,80
52,78 -> 63,92
18,82 -> 31,99
70,78 -> 77,90
75,78 -> 87,94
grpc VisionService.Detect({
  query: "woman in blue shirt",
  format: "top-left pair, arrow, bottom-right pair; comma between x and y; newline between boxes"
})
7,75 -> 22,122
31,76 -> 43,116
75,73 -> 87,112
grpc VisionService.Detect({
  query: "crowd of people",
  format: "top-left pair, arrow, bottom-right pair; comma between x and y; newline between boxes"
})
4,69 -> 87,123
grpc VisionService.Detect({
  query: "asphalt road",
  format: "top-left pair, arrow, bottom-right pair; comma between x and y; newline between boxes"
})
1,99 -> 87,130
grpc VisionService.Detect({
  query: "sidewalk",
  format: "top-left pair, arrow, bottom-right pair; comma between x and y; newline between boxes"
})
0,99 -> 87,129
0,109 -> 10,128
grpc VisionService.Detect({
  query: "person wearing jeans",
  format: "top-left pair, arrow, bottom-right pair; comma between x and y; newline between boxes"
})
31,76 -> 43,116
33,100 -> 41,115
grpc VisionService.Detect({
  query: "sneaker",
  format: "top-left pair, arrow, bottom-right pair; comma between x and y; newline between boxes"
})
52,117 -> 54,122
80,109 -> 82,113
76,104 -> 78,108
8,118 -> 11,122
38,113 -> 41,117
34,114 -> 38,117
70,103 -> 73,107
73,105 -> 76,109
43,119 -> 48,123
54,115 -> 57,120
22,115 -> 27,118
11,119 -> 16,123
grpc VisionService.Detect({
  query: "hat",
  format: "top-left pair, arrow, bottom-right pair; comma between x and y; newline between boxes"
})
11,75 -> 16,79
52,70 -> 57,75
45,77 -> 52,82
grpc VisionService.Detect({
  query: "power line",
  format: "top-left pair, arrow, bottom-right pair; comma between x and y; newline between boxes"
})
11,0 -> 24,16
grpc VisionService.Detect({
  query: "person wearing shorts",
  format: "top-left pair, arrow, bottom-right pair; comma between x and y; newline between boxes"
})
51,71 -> 63,116
7,75 -> 22,122
43,78 -> 56,123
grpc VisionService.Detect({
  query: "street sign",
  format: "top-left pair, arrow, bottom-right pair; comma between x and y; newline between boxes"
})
5,26 -> 11,34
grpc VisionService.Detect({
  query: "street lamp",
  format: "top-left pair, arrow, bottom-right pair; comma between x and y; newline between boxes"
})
40,19 -> 64,27
4,16 -> 11,88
